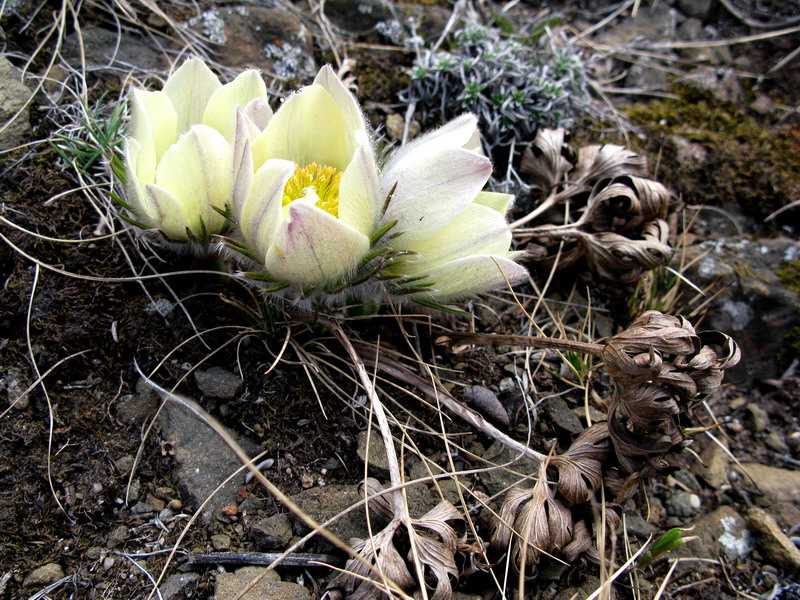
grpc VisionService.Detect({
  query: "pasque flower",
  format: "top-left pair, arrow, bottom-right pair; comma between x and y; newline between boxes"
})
124,58 -> 272,242
124,58 -> 527,305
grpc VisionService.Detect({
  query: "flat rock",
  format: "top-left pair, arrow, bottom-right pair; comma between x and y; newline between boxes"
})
479,440 -> 539,497
160,573 -> 200,600
356,430 -> 391,479
747,507 -> 800,573
194,367 -> 242,399
22,563 -> 65,588
215,567 -> 310,600
692,439 -> 730,489
0,57 -> 32,150
541,396 -> 584,436
671,506 -> 752,571
734,463 -> 800,505
157,400 -> 244,521
61,25 -> 164,78
251,513 -> 293,550
288,485 -> 369,543
464,385 -> 508,427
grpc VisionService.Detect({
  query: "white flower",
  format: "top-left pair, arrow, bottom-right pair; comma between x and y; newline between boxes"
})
124,58 -> 271,242
230,65 -> 380,290
378,114 -> 528,303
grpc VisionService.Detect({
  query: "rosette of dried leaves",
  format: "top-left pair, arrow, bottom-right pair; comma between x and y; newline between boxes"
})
516,129 -> 672,283
325,478 -> 464,600
601,310 -> 741,475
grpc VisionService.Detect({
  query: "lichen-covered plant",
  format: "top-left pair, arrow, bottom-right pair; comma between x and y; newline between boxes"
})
402,24 -> 592,177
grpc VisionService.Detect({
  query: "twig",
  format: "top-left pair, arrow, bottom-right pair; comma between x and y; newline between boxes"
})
185,552 -> 346,569
435,331 -> 604,356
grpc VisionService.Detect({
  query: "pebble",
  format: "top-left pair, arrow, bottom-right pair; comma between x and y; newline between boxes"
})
251,513 -> 293,551
355,430 -> 391,478
211,533 -> 231,551
745,403 -> 769,432
748,507 -> 800,573
765,431 -> 789,453
666,491 -> 702,517
102,556 -> 115,571
22,563 -> 65,588
464,385 -> 509,426
194,367 -> 242,399
107,525 -> 128,548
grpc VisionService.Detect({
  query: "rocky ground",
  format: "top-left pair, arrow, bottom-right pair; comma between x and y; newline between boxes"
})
1,0 -> 800,599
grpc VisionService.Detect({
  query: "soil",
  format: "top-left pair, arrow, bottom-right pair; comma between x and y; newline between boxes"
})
1,1 -> 799,599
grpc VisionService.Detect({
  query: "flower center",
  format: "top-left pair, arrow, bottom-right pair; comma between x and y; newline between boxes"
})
282,163 -> 342,217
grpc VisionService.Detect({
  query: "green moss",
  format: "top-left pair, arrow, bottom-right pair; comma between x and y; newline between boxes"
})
776,259 -> 800,369
623,85 -> 800,222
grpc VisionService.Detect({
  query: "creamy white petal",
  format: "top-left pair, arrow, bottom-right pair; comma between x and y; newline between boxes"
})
313,65 -> 366,155
381,147 -> 492,246
124,139 -> 149,216
202,70 -> 268,141
237,159 -> 295,259
142,183 -> 192,240
243,97 -> 273,131
154,124 -> 231,236
129,89 -> 178,181
264,201 -> 370,287
383,113 -> 481,171
251,85 -> 350,171
163,58 -> 222,134
337,142 -> 380,236
409,254 -> 528,303
231,110 -> 254,212
398,203 -> 512,274
473,190 -> 514,215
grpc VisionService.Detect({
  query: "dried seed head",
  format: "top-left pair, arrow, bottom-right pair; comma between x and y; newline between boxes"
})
573,143 -> 647,184
520,128 -> 575,189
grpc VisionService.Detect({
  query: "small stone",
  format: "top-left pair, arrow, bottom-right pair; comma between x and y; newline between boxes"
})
625,514 -> 656,539
677,0 -> 714,19
750,94 -> 775,115
0,57 -> 33,150
168,498 -> 183,510
745,403 -> 769,432
90,483 -> 104,496
146,493 -> 166,512
102,556 -> 115,571
665,491 -> 701,517
670,506 -> 751,572
734,463 -> 800,505
252,513 -> 293,550
289,485 -> 369,543
85,546 -> 104,560
764,431 -> 789,453
211,533 -> 231,551
693,439 -> 730,489
194,367 -> 242,399
748,507 -> 800,573
22,563 -> 65,588
540,397 -> 584,436
356,430 -> 391,478
464,385 -> 508,427
107,525 -> 128,548
214,566 -> 309,600
116,454 -> 135,474
159,573 -> 199,600
132,501 -> 154,515
0,366 -> 30,410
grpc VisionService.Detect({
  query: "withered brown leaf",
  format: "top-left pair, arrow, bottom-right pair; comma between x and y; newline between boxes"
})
549,423 -> 611,504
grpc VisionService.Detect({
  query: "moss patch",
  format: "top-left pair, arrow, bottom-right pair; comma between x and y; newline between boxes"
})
624,86 -> 800,223
776,259 -> 800,369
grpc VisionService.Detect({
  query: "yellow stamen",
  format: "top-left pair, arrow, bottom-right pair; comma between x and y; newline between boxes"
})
282,163 -> 342,217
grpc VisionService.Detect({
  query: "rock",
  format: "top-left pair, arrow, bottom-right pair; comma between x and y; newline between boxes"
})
22,563 -> 65,588
747,507 -> 800,573
671,506 -> 752,571
666,491 -> 702,518
194,367 -> 242,399
540,397 -> 584,436
745,403 -> 769,432
692,439 -> 730,489
464,385 -> 509,427
385,114 -> 420,142
771,501 -> 800,532
211,533 -> 232,550
251,513 -> 293,550
681,66 -> 742,103
479,440 -> 539,497
734,463 -> 800,505
624,514 -> 657,539
160,573 -> 200,600
107,525 -> 128,548
289,485 -> 369,543
157,400 -> 246,521
322,0 -> 393,34
595,3 -> 677,46
677,0 -> 715,20
115,379 -> 159,424
764,431 -> 789,453
683,237 -> 800,383
0,57 -> 32,150
356,430 -> 391,478
0,365 -> 30,410
61,25 -> 164,78
190,7 -> 316,80
554,575 -> 617,600
215,566 -> 310,600
670,135 -> 711,173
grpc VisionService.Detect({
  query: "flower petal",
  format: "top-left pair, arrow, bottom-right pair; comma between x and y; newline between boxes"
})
473,191 -> 514,215
129,89 -> 177,180
381,147 -> 492,246
383,113 -> 481,171
313,64 -> 366,154
231,110 -> 254,212
398,203 -> 513,274
142,183 -> 192,241
202,70 -> 269,141
163,58 -> 222,134
264,201 -> 370,288
236,158 -> 295,259
154,124 -> 231,237
251,84 -> 351,171
337,137 -> 381,236
408,255 -> 528,303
